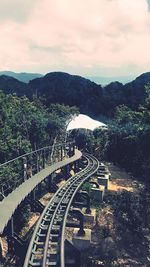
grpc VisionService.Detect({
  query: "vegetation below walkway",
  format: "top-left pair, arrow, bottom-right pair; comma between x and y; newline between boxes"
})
85,163 -> 150,267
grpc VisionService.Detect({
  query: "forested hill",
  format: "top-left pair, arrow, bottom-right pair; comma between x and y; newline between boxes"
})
0,71 -> 43,83
29,72 -> 103,116
0,75 -> 29,96
0,71 -> 150,117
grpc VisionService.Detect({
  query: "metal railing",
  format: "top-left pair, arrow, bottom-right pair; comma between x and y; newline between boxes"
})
0,142 -> 75,201
23,153 -> 99,267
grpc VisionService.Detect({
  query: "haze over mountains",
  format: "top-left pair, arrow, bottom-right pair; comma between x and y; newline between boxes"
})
0,70 -> 150,118
0,71 -> 43,83
86,75 -> 136,85
0,71 -> 135,85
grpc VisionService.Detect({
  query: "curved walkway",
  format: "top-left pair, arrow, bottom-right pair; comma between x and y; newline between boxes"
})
23,153 -> 99,267
0,149 -> 82,234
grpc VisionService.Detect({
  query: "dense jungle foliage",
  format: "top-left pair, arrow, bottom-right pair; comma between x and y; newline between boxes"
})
0,74 -> 150,266
80,85 -> 150,184
0,75 -> 150,182
1,71 -> 150,118
0,91 -> 78,163
106,89 -> 150,182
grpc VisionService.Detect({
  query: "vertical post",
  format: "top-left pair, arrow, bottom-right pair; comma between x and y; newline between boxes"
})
64,164 -> 70,180
42,149 -> 45,169
9,216 -> 14,237
0,237 -> 3,261
36,152 -> 39,173
23,157 -> 27,182
31,188 -> 36,202
58,145 -> 61,161
47,174 -> 52,192
73,143 -> 75,156
7,215 -> 15,254
64,144 -> 66,158
37,183 -> 42,197
61,146 -> 63,161
74,160 -> 79,173
69,143 -> 72,157
30,188 -> 36,212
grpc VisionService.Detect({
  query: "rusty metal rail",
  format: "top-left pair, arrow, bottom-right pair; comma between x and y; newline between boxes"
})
23,153 -> 99,267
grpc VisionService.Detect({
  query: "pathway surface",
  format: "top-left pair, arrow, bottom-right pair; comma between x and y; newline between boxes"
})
0,150 -> 82,233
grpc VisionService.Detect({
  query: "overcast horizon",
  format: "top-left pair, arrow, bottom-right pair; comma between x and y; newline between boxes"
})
1,0 -> 150,78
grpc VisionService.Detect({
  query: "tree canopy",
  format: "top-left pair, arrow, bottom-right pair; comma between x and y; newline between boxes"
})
0,91 -> 78,163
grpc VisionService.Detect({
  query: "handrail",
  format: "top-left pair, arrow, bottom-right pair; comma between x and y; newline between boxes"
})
0,149 -> 82,234
0,141 -> 74,167
60,154 -> 99,267
23,153 -> 99,267
0,141 -> 75,201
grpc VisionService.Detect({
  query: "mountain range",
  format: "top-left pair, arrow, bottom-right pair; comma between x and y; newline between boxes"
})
0,71 -> 135,85
0,71 -> 150,117
0,71 -> 43,83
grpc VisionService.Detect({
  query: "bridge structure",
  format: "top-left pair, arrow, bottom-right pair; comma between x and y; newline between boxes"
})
23,153 -> 99,267
0,142 -> 78,231
0,142 -> 109,267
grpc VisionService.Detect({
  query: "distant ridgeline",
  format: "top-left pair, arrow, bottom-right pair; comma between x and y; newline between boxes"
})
0,71 -> 150,117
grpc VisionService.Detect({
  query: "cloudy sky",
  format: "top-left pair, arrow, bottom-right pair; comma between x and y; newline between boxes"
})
0,0 -> 150,77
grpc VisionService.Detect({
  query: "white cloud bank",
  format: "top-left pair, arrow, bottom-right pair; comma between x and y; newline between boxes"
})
0,0 -> 150,76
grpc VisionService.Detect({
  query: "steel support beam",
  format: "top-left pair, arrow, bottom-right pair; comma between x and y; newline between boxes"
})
69,208 -> 85,236
74,190 -> 91,214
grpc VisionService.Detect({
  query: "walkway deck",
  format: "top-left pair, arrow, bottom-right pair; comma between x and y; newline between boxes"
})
0,149 -> 82,234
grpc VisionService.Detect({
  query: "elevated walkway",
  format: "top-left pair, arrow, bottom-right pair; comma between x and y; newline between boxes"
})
0,149 -> 82,234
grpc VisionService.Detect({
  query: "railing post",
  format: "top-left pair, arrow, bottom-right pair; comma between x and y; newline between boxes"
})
69,143 -> 72,157
36,152 -> 39,173
42,149 -> 45,169
23,157 -> 27,182
60,146 -> 63,161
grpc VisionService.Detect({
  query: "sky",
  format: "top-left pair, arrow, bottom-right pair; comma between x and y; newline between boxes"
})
0,0 -> 150,78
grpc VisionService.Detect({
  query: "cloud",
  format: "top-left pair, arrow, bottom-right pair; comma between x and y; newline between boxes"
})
0,0 -> 150,76
0,0 -> 39,22
147,0 -> 150,11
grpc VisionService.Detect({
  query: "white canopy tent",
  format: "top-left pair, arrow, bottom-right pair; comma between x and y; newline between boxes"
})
67,114 -> 106,131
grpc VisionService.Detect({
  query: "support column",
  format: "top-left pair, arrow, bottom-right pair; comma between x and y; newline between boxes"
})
30,188 -> 36,212
7,216 -> 14,237
80,190 -> 91,214
7,216 -> 14,254
47,174 -> 52,192
63,164 -> 70,180
0,238 -> 3,261
69,208 -> 85,236
74,160 -> 80,173
37,183 -> 42,197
